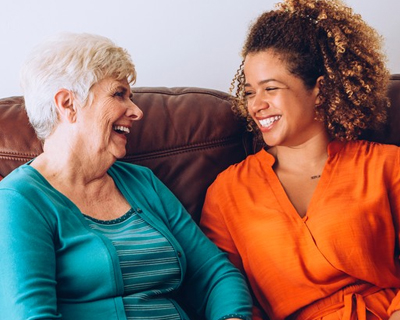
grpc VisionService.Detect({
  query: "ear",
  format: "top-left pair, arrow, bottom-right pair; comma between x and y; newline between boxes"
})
314,76 -> 324,107
54,89 -> 77,122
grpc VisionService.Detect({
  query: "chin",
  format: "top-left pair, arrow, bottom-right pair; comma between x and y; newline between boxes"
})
112,149 -> 127,160
116,153 -> 127,160
261,135 -> 278,147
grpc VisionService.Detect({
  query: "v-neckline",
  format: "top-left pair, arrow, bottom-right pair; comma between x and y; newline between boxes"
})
260,140 -> 344,220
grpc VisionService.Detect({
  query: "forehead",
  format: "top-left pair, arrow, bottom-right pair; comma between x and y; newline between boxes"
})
93,77 -> 130,92
244,51 -> 290,73
243,51 -> 293,84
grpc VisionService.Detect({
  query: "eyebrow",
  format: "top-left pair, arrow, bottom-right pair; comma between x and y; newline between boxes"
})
244,78 -> 279,87
112,85 -> 130,96
114,85 -> 128,91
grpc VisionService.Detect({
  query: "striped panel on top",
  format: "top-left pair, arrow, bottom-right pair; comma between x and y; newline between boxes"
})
84,208 -> 182,320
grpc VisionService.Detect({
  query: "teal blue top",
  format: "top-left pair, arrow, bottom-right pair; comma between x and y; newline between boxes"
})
0,161 -> 252,320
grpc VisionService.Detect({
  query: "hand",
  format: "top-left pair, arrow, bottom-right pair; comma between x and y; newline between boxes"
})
389,310 -> 400,320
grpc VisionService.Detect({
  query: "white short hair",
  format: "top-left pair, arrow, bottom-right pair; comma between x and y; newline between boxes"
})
20,32 -> 137,140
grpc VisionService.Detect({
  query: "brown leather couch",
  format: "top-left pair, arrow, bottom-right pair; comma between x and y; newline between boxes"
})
1,75 -> 400,224
0,87 -> 254,224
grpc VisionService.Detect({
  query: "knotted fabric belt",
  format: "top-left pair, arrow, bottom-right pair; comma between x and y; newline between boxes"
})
289,282 -> 396,320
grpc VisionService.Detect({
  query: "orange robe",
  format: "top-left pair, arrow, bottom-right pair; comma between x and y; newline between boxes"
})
201,140 -> 400,320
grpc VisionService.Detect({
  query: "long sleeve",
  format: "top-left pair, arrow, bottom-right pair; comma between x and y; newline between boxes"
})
387,148 -> 400,315
200,179 -> 244,273
0,188 -> 60,319
0,165 -> 129,320
200,176 -> 268,320
1,161 -> 252,320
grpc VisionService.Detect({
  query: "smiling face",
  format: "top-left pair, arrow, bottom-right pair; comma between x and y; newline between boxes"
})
75,77 -> 143,161
243,50 -> 326,148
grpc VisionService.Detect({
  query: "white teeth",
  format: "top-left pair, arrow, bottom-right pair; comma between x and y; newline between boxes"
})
113,125 -> 130,134
259,116 -> 281,128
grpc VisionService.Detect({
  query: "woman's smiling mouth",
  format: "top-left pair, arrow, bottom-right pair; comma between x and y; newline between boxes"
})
113,125 -> 130,134
259,116 -> 281,128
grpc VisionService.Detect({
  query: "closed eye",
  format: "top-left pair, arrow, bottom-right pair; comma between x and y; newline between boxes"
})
113,90 -> 126,98
112,85 -> 130,99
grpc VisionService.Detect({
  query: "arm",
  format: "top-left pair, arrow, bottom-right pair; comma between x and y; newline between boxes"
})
200,183 -> 244,273
0,189 -> 60,319
201,182 -> 268,320
149,174 -> 252,320
387,148 -> 400,315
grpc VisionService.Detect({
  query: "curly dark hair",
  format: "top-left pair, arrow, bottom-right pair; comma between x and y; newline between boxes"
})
231,0 -> 390,141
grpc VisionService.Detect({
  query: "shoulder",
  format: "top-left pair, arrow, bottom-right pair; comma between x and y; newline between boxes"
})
331,140 -> 400,177
215,149 -> 271,180
207,149 -> 270,196
109,161 -> 157,184
110,161 -> 153,175
109,161 -> 169,201
337,140 -> 400,160
0,164 -> 60,227
0,163 -> 48,196
346,139 -> 398,151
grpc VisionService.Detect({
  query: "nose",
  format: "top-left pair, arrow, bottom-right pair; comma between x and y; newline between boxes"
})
127,99 -> 143,121
247,92 -> 269,115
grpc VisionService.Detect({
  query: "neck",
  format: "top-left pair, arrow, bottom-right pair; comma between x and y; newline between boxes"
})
269,133 -> 331,173
32,132 -> 113,187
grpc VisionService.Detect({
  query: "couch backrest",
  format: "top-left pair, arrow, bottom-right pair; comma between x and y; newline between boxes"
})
1,76 -> 399,223
361,74 -> 400,145
0,87 -> 253,223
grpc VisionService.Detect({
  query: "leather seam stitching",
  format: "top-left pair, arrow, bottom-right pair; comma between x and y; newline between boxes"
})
124,138 -> 243,161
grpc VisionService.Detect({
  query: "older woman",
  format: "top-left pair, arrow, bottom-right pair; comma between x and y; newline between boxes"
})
0,33 -> 252,320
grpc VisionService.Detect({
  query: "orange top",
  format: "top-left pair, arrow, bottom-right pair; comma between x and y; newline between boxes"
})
201,140 -> 400,320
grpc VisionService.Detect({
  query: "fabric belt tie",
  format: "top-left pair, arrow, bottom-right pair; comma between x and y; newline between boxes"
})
290,282 -> 384,320
343,292 -> 367,320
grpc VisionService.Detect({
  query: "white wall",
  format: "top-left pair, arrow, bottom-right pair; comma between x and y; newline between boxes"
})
0,0 -> 399,98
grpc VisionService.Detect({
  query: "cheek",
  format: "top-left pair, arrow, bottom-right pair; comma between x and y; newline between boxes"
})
247,107 -> 255,118
97,109 -> 115,127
